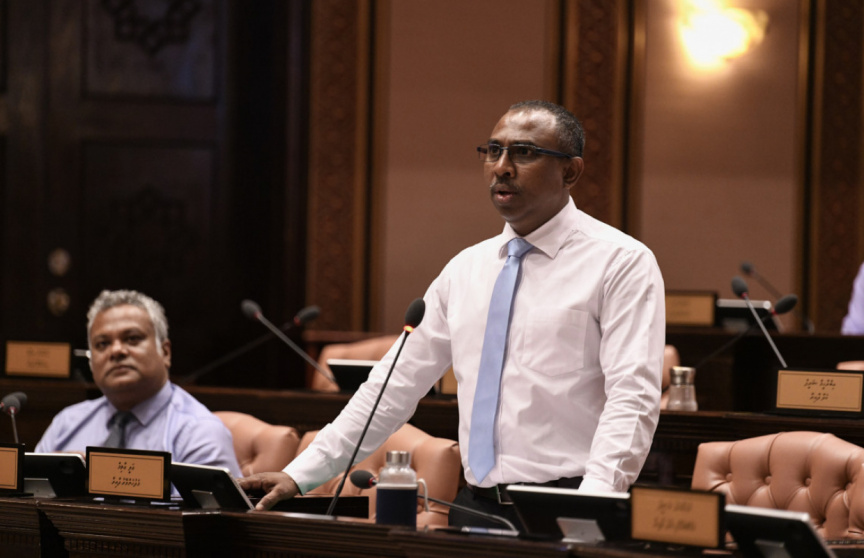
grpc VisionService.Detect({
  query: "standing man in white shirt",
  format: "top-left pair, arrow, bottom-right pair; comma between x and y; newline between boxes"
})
240,100 -> 665,529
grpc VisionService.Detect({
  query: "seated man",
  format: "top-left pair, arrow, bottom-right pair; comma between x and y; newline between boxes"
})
36,289 -> 241,477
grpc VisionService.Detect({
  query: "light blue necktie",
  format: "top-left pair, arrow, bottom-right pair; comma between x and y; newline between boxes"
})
469,237 -> 533,482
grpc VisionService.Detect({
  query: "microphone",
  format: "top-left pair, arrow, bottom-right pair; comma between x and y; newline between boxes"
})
732,277 -> 787,368
1,391 -> 27,444
179,304 -> 321,386
349,470 -> 519,532
741,261 -> 815,333
325,298 -> 426,516
694,294 -> 798,370
240,300 -> 337,385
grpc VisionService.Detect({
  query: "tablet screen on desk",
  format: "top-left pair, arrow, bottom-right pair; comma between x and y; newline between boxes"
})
24,452 -> 87,498
171,462 -> 253,510
725,505 -> 836,558
507,485 -> 630,541
327,359 -> 377,392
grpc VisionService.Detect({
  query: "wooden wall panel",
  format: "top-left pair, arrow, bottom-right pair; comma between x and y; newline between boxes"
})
305,0 -> 371,332
560,0 -> 630,228
83,0 -> 217,100
809,0 -> 864,330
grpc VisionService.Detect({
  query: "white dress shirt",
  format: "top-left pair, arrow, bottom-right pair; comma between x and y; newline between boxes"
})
286,198 -> 665,493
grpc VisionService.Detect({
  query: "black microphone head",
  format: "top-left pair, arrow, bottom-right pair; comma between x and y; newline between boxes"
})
241,299 -> 262,321
773,294 -> 798,315
731,276 -> 749,298
293,305 -> 321,326
1,392 -> 25,414
349,469 -> 376,489
740,261 -> 754,275
404,298 -> 426,330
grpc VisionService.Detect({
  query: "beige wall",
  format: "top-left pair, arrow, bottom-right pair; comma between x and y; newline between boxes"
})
365,0 -> 812,333
372,0 -> 558,332
638,0 -> 801,324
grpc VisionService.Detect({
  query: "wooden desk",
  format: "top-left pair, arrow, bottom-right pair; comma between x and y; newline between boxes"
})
0,497 -> 729,557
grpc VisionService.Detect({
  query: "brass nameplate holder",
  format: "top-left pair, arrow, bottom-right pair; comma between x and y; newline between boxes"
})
0,443 -> 25,493
630,486 -> 724,548
776,369 -> 863,413
665,292 -> 716,327
5,341 -> 71,378
87,448 -> 170,501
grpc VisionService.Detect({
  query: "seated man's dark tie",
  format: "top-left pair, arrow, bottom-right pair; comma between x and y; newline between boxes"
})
103,411 -> 134,448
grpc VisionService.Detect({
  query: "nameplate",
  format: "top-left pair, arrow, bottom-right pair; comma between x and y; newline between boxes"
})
0,444 -> 24,493
5,341 -> 71,378
87,447 -> 170,501
776,369 -> 863,413
630,486 -> 724,548
665,292 -> 716,327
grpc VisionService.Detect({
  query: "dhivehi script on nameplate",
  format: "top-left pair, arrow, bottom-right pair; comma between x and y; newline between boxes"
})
776,369 -> 863,412
630,486 -> 723,548
88,451 -> 166,499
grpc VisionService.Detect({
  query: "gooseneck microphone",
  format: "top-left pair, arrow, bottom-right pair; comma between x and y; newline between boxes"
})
349,470 -> 519,532
1,391 -> 27,444
732,276 -> 787,368
693,294 -> 798,370
326,298 -> 426,517
741,261 -> 815,333
240,300 -> 337,385
180,304 -> 322,386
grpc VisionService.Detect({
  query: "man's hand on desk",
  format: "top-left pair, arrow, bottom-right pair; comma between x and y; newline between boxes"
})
238,472 -> 300,511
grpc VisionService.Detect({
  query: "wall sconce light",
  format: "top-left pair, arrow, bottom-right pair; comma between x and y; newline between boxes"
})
679,0 -> 769,69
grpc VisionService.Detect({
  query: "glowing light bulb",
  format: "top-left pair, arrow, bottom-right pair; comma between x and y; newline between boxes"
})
679,0 -> 768,69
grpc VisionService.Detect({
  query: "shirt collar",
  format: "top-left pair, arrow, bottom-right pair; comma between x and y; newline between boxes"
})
121,381 -> 172,426
498,197 -> 578,259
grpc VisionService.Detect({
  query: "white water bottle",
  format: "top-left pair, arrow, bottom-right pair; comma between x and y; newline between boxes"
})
375,450 -> 417,528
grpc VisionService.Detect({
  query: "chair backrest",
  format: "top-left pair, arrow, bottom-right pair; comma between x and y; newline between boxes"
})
298,423 -> 461,527
214,411 -> 300,477
838,361 -> 864,371
312,335 -> 400,391
691,431 -> 864,539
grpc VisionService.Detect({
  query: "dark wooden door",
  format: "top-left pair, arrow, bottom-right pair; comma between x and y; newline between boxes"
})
0,0 -> 309,389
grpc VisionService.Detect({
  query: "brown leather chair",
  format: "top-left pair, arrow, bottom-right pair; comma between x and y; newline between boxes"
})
312,335 -> 400,392
214,411 -> 301,477
298,423 -> 461,527
691,431 -> 864,539
838,361 -> 864,371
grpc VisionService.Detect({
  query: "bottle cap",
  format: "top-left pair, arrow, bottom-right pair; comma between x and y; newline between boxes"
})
670,366 -> 696,386
385,450 -> 411,466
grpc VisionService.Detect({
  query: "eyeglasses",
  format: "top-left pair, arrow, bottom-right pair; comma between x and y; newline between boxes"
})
476,143 -> 573,164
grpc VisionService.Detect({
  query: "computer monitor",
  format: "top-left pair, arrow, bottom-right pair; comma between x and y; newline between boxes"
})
507,485 -> 630,542
24,453 -> 87,498
725,505 -> 836,558
715,299 -> 778,332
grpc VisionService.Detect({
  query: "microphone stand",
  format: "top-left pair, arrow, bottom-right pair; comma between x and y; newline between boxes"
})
9,411 -> 19,444
325,330 -> 413,516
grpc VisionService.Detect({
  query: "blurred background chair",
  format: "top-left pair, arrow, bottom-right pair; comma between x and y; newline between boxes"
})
311,335 -> 400,392
838,361 -> 864,371
298,423 -> 460,527
214,411 -> 300,476
691,431 -> 864,540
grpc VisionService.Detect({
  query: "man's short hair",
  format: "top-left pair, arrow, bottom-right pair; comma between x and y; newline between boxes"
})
87,290 -> 169,352
509,100 -> 585,158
